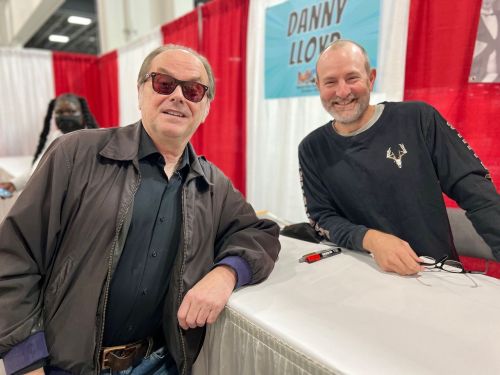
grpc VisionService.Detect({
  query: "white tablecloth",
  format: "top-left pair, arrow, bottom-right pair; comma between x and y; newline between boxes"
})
0,156 -> 31,223
0,156 -> 32,178
194,236 -> 500,375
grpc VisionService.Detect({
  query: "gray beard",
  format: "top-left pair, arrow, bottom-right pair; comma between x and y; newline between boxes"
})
327,100 -> 367,125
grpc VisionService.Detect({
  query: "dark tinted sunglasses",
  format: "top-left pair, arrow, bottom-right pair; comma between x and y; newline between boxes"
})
144,72 -> 208,103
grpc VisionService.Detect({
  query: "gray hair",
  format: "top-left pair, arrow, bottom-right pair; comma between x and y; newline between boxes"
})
137,44 -> 215,100
317,39 -> 372,75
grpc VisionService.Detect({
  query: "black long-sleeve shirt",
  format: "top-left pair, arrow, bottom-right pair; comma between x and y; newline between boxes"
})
299,101 -> 500,261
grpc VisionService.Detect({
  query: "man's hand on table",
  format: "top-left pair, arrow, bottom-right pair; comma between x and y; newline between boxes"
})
177,265 -> 237,330
363,229 -> 423,275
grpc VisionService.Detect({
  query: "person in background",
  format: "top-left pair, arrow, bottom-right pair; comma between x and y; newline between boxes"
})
0,45 -> 280,375
0,93 -> 99,196
299,39 -> 500,276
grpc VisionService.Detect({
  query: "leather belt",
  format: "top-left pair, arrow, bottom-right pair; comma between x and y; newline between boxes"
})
100,337 -> 153,372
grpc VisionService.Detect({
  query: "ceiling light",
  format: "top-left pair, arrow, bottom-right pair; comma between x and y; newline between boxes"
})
49,34 -> 69,43
68,16 -> 92,25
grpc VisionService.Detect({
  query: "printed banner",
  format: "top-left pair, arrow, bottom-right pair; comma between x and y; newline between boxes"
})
265,0 -> 380,99
469,0 -> 500,83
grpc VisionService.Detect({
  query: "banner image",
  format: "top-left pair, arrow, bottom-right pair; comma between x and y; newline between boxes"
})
469,0 -> 500,83
265,0 -> 380,99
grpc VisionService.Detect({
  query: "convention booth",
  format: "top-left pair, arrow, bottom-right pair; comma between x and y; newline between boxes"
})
2,0 -> 500,207
1,0 -> 499,273
1,1 -> 500,372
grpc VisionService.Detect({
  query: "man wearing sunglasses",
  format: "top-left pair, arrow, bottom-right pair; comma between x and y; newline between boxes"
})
0,45 -> 280,375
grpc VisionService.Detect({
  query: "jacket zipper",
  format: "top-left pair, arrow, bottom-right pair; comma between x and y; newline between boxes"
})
178,186 -> 188,375
94,174 -> 141,374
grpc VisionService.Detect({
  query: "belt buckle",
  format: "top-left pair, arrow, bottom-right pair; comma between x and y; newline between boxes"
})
100,338 -> 154,370
101,344 -> 128,370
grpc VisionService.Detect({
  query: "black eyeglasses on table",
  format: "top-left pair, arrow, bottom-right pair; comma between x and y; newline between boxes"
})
419,255 -> 489,275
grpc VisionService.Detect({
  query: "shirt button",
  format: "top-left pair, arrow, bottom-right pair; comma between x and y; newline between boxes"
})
159,217 -> 166,223
152,251 -> 158,257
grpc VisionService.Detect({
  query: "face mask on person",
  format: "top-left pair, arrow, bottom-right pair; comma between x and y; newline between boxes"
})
56,115 -> 84,133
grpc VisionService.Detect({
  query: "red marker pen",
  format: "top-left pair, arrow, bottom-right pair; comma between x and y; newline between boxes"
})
299,247 -> 341,263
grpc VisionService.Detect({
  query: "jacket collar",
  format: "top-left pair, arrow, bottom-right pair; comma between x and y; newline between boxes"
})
99,121 -> 142,162
99,121 -> 212,186
185,143 -> 213,186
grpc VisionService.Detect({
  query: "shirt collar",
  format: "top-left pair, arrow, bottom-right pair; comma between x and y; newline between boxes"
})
138,126 -> 159,160
139,126 -> 190,171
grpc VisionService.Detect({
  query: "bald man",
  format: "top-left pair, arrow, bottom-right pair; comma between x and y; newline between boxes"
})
299,39 -> 500,275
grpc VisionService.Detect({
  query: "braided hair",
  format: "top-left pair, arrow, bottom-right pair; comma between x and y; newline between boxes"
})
78,97 -> 99,129
32,94 -> 100,164
32,99 -> 56,164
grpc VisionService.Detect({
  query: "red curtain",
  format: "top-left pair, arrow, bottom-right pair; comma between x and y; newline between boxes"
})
162,11 -> 200,50
405,0 -> 500,274
404,0 -> 500,197
53,52 -> 100,123
97,51 -> 119,127
53,51 -> 119,128
197,0 -> 248,195
161,0 -> 248,194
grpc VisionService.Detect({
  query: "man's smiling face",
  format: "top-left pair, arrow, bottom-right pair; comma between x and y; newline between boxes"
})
316,43 -> 375,130
138,49 -> 210,145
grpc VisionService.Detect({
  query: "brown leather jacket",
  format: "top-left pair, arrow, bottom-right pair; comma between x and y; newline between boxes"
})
0,122 -> 280,374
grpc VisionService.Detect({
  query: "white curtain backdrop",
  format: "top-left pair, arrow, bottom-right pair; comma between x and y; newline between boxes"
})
118,28 -> 162,126
0,48 -> 55,157
246,0 -> 410,223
